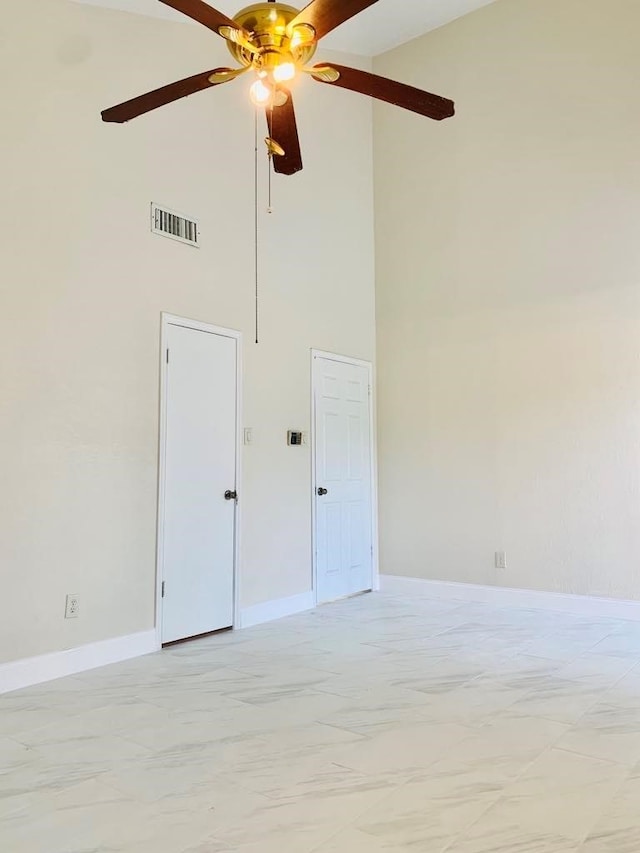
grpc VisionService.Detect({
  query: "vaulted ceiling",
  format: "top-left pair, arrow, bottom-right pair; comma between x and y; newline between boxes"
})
75,0 -> 497,55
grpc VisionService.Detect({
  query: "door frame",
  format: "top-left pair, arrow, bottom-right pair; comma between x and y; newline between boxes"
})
156,313 -> 243,646
310,349 -> 379,605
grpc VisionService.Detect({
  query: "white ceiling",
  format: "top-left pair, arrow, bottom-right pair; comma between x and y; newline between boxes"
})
76,0 -> 497,56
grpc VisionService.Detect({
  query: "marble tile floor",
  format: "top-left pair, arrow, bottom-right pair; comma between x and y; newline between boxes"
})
3,587 -> 640,851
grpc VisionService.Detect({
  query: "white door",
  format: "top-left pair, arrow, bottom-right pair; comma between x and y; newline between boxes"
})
161,322 -> 237,644
313,354 -> 374,603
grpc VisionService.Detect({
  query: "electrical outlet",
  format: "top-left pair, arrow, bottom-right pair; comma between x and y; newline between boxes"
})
495,551 -> 507,570
65,594 -> 79,619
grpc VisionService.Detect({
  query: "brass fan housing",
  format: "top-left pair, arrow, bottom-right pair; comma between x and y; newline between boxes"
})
227,3 -> 318,71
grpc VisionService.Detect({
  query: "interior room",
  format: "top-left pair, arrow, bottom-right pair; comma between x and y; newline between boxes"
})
2,0 -> 640,849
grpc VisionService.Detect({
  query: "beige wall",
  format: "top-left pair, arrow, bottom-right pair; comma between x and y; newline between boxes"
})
374,0 -> 640,598
0,0 -> 375,664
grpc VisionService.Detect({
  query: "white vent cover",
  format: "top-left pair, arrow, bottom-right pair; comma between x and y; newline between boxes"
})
151,203 -> 199,248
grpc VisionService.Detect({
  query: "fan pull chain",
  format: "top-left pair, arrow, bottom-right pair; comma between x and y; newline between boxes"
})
254,107 -> 259,344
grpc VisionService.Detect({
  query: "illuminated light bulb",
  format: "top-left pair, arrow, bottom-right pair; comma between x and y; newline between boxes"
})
273,62 -> 296,83
250,79 -> 272,106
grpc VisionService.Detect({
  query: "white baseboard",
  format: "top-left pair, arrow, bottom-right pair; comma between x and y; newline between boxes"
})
380,575 -> 640,622
240,590 -> 315,629
1,590 -> 317,693
0,630 -> 159,695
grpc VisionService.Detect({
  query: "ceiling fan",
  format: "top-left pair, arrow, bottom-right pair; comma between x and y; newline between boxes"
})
101,0 -> 455,175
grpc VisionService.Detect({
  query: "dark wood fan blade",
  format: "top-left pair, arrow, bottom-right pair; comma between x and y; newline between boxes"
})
290,0 -> 379,41
311,63 -> 455,121
101,68 -> 237,123
266,91 -> 303,176
158,0 -> 245,37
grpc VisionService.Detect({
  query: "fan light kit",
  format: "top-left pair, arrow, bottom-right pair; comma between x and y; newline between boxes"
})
101,0 -> 456,176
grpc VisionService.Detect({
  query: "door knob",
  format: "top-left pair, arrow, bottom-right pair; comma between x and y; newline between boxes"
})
317,487 -> 328,496
224,490 -> 238,501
